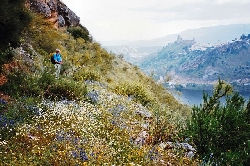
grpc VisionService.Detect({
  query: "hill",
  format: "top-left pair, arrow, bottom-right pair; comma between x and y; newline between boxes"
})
103,24 -> 250,63
0,0 -> 197,165
138,34 -> 250,91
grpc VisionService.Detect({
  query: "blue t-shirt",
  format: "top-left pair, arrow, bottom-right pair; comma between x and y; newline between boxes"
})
53,53 -> 62,63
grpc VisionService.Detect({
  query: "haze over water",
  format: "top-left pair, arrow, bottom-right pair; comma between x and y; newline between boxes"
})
172,89 -> 250,106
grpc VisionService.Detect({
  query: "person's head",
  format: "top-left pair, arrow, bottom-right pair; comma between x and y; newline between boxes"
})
56,48 -> 60,53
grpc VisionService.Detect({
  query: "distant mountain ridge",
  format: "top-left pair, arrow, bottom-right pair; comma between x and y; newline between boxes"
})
158,24 -> 250,46
103,24 -> 250,63
103,24 -> 250,47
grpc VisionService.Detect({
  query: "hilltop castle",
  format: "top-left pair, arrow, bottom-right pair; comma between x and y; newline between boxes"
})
176,35 -> 196,45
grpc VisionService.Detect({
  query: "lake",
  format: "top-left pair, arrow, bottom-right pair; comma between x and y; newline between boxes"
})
169,89 -> 250,106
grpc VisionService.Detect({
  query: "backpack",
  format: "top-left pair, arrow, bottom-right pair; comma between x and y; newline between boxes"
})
51,55 -> 56,64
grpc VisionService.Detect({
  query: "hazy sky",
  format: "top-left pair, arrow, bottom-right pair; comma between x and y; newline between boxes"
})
62,0 -> 250,42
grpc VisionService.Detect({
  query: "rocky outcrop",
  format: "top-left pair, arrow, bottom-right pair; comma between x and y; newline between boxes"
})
26,0 -> 80,28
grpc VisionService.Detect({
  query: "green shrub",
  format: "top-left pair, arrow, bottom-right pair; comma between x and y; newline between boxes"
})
44,78 -> 87,100
67,25 -> 92,42
184,80 -> 250,165
38,71 -> 56,90
73,69 -> 100,82
150,105 -> 180,145
0,1 -> 33,67
122,66 -> 128,71
0,72 -> 41,97
0,0 -> 31,52
0,49 -> 16,72
37,71 -> 87,100
1,71 -> 87,100
114,83 -> 154,106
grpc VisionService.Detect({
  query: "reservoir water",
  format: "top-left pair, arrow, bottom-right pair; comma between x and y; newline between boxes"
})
170,89 -> 250,106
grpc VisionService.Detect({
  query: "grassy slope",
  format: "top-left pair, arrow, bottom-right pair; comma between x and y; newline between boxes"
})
0,14 -> 197,165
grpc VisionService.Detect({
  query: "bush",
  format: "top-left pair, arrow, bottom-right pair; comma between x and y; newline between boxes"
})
0,0 -> 31,66
67,25 -> 92,42
0,0 -> 31,51
45,78 -> 87,100
114,83 -> 154,106
184,80 -> 250,165
0,72 -> 41,97
1,71 -> 87,100
150,105 -> 179,145
73,69 -> 100,82
0,50 -> 17,72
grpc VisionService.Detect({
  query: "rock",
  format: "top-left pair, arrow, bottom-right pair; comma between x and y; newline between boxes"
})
28,0 -> 52,17
58,15 -> 65,27
57,1 -> 80,27
28,134 -> 40,140
141,123 -> 149,129
158,142 -> 167,150
135,107 -> 152,119
160,141 -> 196,159
86,90 -> 99,104
109,104 -> 126,116
27,0 -> 80,28
134,131 -> 149,146
179,142 -> 196,151
185,151 -> 196,158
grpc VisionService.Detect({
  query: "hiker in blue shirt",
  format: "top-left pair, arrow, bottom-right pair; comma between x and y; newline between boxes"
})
53,48 -> 63,78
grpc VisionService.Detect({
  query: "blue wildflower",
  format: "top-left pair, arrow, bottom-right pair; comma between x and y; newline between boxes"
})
72,151 -> 79,158
79,148 -> 88,161
0,99 -> 7,105
86,90 -> 99,104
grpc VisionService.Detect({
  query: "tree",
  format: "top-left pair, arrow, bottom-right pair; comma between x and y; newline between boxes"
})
67,25 -> 92,42
185,79 -> 250,165
0,0 -> 31,64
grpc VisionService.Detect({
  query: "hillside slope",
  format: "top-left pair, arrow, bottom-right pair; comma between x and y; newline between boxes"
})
139,35 -> 250,91
0,1 -> 198,165
1,1 -> 250,165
